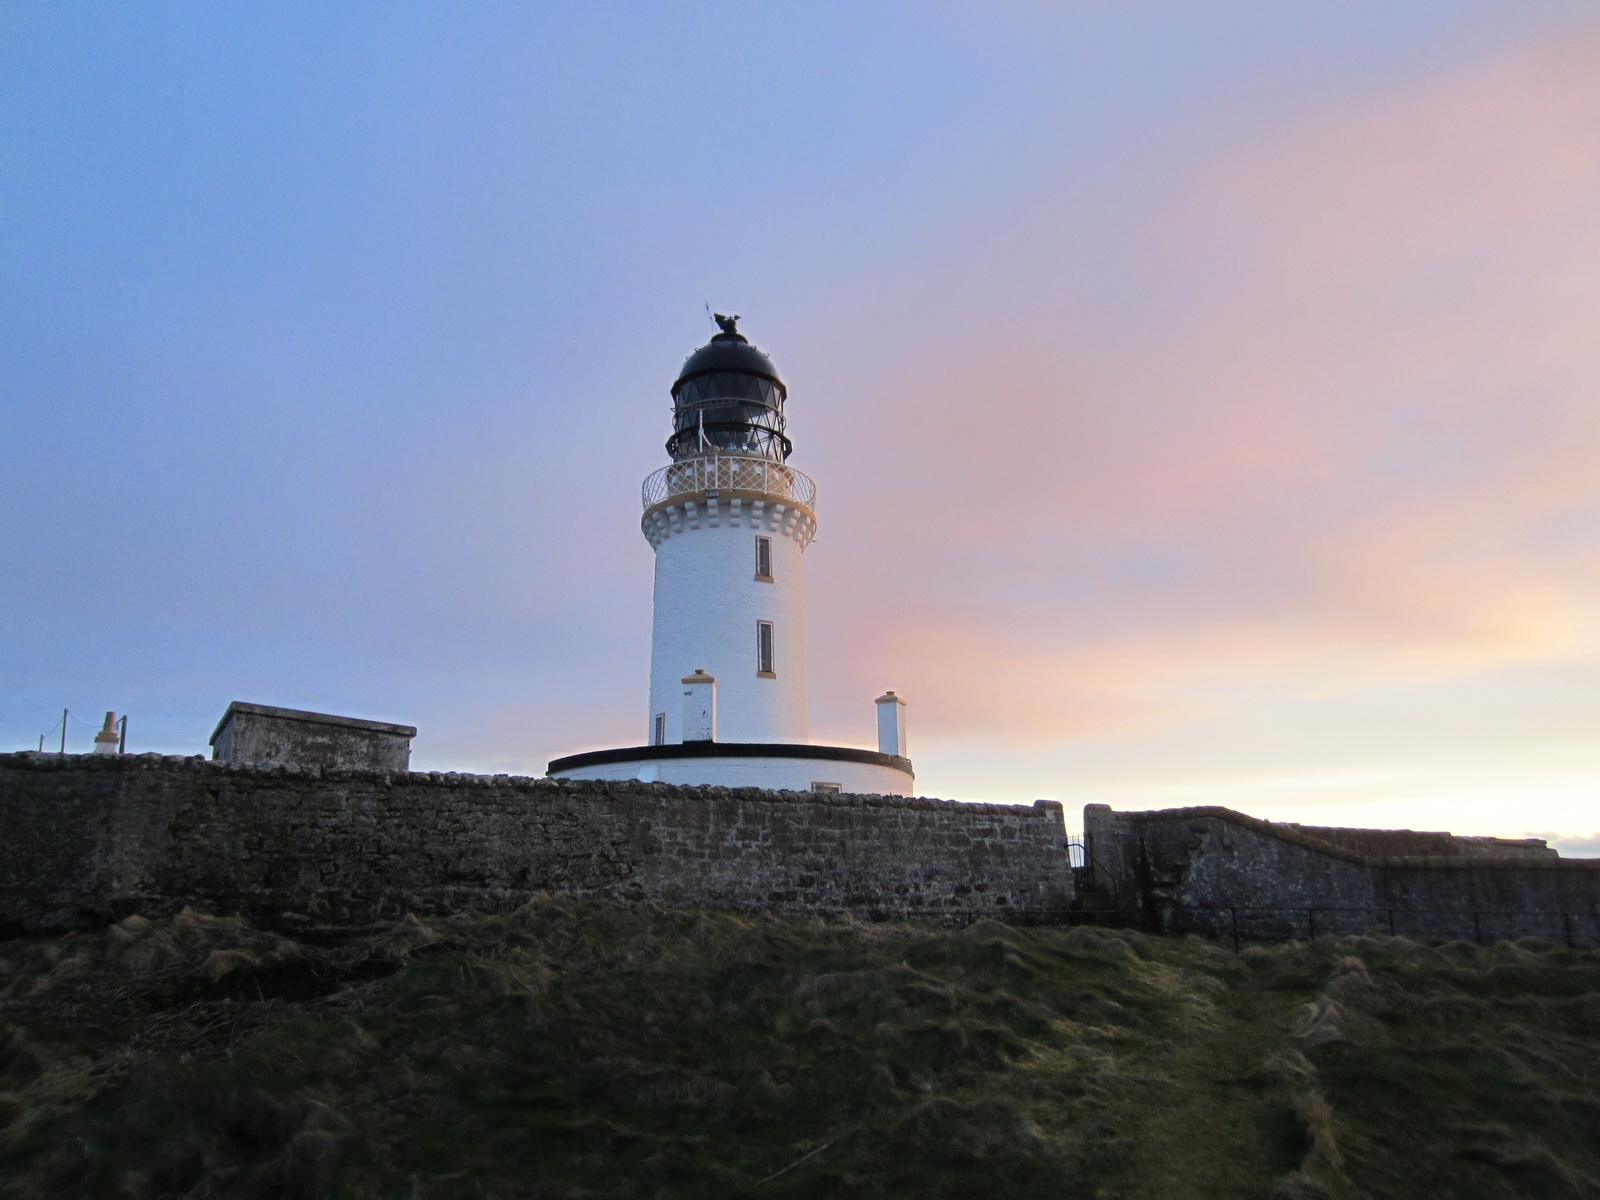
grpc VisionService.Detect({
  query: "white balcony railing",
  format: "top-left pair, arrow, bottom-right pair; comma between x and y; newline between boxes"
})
642,455 -> 816,511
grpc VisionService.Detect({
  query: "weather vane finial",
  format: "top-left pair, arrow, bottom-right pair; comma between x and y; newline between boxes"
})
713,312 -> 740,336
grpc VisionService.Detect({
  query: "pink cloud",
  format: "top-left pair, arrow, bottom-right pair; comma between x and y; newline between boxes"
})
801,24 -> 1600,748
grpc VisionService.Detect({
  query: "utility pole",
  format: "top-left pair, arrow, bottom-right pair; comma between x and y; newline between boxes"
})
59,708 -> 67,755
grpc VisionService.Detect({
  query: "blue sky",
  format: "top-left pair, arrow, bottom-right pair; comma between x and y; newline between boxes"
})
4,2 -> 1599,849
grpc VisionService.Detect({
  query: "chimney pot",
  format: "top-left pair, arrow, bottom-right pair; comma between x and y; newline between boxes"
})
875,692 -> 907,757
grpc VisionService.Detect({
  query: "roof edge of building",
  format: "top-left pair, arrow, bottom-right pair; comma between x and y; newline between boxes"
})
210,702 -> 418,746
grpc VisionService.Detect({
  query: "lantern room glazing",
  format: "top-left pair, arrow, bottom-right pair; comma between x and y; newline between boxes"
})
666,317 -> 791,463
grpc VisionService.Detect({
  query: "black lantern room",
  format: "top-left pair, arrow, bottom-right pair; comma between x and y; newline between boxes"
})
667,315 -> 790,462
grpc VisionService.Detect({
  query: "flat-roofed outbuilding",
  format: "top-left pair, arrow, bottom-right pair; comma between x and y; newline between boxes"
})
209,701 -> 415,772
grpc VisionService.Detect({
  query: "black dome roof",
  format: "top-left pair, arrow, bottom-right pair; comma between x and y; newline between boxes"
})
673,331 -> 785,394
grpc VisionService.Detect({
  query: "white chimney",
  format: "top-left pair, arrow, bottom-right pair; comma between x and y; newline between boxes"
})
681,669 -> 717,742
93,712 -> 120,755
875,691 -> 906,757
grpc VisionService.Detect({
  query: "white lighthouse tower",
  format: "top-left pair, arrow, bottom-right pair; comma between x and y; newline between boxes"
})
548,316 -> 913,795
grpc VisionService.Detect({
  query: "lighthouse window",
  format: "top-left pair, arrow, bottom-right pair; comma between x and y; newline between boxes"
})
756,621 -> 776,677
653,713 -> 666,746
755,536 -> 773,581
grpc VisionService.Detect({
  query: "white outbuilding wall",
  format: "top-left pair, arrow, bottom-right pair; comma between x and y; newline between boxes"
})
644,495 -> 812,744
553,752 -> 912,796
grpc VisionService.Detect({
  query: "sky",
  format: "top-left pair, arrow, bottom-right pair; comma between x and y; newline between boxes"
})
3,1 -> 1599,851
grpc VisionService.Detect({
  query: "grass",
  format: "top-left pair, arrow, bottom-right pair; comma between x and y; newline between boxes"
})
0,902 -> 1597,1198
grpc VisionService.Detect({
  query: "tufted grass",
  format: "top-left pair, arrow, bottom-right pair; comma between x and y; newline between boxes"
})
0,903 -> 1597,1198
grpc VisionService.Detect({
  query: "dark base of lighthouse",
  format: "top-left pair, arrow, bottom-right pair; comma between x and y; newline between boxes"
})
547,742 -> 914,796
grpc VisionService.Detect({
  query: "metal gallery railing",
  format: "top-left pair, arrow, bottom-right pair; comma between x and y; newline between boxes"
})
642,455 -> 817,512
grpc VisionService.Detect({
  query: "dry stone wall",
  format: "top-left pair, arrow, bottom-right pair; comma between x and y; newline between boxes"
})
0,753 -> 1074,933
1084,803 -> 1600,946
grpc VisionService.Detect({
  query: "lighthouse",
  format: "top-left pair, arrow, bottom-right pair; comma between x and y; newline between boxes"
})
547,316 -> 914,795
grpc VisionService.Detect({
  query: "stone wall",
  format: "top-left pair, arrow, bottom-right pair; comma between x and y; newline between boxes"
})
1083,804 -> 1600,946
0,753 -> 1073,933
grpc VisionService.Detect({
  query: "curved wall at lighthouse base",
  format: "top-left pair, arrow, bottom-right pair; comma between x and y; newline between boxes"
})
547,742 -> 913,796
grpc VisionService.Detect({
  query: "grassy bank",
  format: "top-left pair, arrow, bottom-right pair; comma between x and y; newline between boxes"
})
1,901 -> 1597,1198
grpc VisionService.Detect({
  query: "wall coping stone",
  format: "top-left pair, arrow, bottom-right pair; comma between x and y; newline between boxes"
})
1098,803 -> 1600,873
0,752 -> 1059,818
